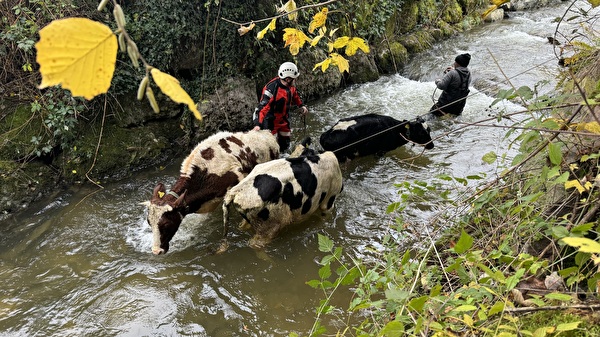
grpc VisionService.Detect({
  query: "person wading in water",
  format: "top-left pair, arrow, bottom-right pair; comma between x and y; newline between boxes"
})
252,62 -> 309,152
429,53 -> 472,116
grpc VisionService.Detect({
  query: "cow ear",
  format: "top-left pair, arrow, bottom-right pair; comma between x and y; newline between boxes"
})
152,183 -> 166,199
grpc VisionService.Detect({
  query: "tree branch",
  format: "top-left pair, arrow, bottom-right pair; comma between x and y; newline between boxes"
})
220,0 -> 339,26
504,303 -> 600,314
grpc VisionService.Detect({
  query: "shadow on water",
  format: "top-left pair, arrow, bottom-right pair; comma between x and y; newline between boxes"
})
0,2 -> 579,335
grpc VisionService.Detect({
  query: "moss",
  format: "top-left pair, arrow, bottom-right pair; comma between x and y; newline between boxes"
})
390,1 -> 419,34
0,103 -> 46,160
442,1 -> 465,24
375,42 -> 409,74
0,159 -> 60,215
399,30 -> 435,54
59,120 -> 184,182
417,0 -> 440,25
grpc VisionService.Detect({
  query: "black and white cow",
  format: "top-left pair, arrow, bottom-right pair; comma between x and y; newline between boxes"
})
221,145 -> 343,250
142,130 -> 280,255
319,113 -> 434,161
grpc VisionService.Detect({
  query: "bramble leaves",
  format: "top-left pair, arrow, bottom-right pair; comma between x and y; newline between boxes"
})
36,18 -> 117,100
151,68 -> 202,121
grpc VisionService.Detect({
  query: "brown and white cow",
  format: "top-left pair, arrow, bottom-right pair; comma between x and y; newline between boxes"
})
221,145 -> 343,250
142,130 -> 279,255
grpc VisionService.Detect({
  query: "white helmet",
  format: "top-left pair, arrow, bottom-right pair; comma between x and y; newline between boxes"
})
278,62 -> 299,79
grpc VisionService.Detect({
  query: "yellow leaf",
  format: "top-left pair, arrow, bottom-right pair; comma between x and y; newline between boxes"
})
308,8 -> 328,34
282,28 -> 310,55
36,17 -> 117,100
332,36 -> 350,49
330,53 -> 349,73
565,180 -> 586,193
277,0 -> 298,21
583,122 -> 600,134
313,58 -> 332,72
257,19 -> 276,40
344,37 -> 370,56
311,35 -> 324,47
327,41 -> 334,53
482,5 -> 498,19
562,237 -> 600,253
588,0 -> 600,8
150,68 -> 202,121
238,22 -> 255,36
311,27 -> 326,46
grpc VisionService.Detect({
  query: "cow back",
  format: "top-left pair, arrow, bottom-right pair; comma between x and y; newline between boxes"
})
320,114 -> 407,160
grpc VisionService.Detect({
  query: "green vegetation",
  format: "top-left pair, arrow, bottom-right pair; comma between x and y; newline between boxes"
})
303,3 -> 600,336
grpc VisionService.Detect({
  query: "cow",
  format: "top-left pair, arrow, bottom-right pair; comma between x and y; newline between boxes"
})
142,130 -> 280,255
220,143 -> 343,250
319,113 -> 434,161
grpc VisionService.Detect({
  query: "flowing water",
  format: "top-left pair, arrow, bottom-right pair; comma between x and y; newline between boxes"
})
0,2 -> 593,336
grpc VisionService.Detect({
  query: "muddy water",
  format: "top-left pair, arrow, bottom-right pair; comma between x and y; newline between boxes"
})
0,2 -> 586,336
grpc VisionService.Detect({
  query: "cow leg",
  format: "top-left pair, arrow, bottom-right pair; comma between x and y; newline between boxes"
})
249,223 -> 282,249
238,219 -> 252,231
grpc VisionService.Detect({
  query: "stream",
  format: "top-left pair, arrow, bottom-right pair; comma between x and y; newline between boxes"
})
0,2 -> 590,336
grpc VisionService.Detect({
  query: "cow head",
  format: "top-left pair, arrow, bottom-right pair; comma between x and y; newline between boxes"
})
142,183 -> 187,255
406,118 -> 434,150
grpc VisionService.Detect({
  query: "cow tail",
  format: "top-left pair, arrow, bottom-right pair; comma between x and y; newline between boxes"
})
222,195 -> 232,239
216,196 -> 233,254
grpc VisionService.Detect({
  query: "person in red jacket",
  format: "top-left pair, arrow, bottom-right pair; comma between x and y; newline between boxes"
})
252,62 -> 309,152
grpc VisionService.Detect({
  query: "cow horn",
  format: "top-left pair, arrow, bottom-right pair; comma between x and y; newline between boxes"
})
173,190 -> 187,208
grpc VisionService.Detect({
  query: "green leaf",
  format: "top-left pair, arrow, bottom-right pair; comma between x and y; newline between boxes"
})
379,321 -> 404,336
306,279 -> 321,288
318,264 -> 331,279
482,151 -> 498,164
385,289 -> 410,302
453,230 -> 474,254
544,292 -> 573,301
561,237 -> 600,253
453,304 -> 477,312
318,234 -> 334,252
408,296 -> 428,312
556,321 -> 581,331
548,142 -> 563,165
488,301 -> 505,316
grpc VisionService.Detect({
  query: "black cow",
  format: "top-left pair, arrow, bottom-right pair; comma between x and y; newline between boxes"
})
220,145 -> 343,250
319,113 -> 434,161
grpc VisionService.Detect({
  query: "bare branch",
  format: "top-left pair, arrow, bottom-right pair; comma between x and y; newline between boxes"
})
221,0 -> 339,26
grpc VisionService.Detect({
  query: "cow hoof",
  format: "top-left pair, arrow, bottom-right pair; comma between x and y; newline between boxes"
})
249,237 -> 268,250
215,239 -> 229,254
152,247 -> 165,255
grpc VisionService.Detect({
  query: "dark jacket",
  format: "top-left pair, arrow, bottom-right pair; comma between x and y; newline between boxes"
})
432,66 -> 471,115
